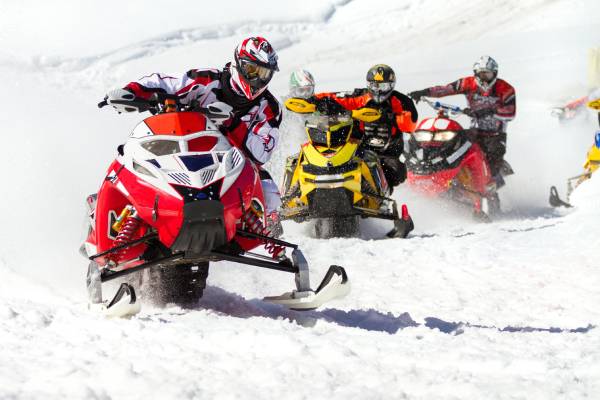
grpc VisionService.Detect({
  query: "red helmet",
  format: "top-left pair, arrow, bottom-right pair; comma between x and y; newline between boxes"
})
229,37 -> 279,100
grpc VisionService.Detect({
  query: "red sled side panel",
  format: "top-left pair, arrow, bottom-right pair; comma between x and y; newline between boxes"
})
407,166 -> 462,195
460,143 -> 493,194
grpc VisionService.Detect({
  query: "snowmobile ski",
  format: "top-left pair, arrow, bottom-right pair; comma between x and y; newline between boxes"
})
264,265 -> 350,310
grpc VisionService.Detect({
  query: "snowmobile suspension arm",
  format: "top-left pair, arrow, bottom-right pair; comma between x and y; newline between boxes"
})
99,249 -> 299,283
101,252 -> 185,282
208,251 -> 299,274
89,233 -> 159,261
235,229 -> 298,249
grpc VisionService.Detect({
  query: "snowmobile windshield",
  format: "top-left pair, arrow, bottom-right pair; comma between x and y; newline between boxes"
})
305,113 -> 353,148
141,139 -> 181,156
305,112 -> 351,131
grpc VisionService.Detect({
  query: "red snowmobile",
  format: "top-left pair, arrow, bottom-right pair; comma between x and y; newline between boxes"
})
402,99 -> 499,219
81,94 -> 349,317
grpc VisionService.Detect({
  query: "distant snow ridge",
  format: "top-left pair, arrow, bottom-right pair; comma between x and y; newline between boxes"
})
5,0 -> 354,75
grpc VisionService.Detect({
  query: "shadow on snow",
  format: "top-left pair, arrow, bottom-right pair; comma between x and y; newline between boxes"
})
154,286 -> 594,335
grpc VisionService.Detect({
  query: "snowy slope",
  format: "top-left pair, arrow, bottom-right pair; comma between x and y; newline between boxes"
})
1,1 -> 600,399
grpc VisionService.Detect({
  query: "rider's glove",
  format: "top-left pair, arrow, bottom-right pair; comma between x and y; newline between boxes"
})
408,89 -> 428,103
464,108 -> 495,118
103,88 -> 138,113
315,97 -> 345,114
473,108 -> 496,118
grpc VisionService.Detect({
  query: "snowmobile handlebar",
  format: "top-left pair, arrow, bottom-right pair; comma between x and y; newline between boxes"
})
99,92 -> 232,120
422,98 -> 464,116
98,92 -> 180,113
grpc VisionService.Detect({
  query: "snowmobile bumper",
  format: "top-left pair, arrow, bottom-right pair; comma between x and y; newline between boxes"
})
171,200 -> 227,258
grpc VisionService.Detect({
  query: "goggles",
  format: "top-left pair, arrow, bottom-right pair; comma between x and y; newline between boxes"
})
367,81 -> 394,93
475,70 -> 495,82
291,85 -> 315,99
240,59 -> 275,82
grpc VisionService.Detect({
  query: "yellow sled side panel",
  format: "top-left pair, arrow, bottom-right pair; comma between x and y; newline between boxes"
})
284,143 -> 383,210
587,99 -> 600,111
584,144 -> 600,173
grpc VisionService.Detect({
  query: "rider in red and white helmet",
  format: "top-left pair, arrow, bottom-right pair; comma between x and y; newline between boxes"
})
408,55 -> 516,184
104,37 -> 284,237
230,37 -> 279,100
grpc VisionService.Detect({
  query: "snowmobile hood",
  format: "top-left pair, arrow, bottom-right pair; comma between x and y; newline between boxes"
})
416,116 -> 463,132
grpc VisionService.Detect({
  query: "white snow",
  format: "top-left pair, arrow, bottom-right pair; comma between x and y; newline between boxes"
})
1,1 -> 600,399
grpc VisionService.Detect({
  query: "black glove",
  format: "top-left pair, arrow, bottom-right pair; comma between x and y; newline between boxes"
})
474,108 -> 495,118
464,108 -> 495,118
408,89 -> 428,103
315,97 -> 345,114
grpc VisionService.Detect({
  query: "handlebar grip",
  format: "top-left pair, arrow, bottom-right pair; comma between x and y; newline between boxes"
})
98,99 -> 108,108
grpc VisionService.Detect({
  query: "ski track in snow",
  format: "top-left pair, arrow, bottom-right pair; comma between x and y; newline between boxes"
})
1,0 -> 600,398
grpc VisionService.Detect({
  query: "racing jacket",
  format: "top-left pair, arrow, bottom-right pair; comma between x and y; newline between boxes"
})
315,89 -> 418,157
425,76 -> 516,133
123,65 -> 281,165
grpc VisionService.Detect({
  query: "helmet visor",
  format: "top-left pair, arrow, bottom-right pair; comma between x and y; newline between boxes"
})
367,81 -> 394,93
367,81 -> 394,102
240,59 -> 275,83
476,70 -> 495,83
290,85 -> 315,99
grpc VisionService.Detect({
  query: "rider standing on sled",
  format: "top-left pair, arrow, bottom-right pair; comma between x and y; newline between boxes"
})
409,55 -> 516,187
103,37 -> 283,234
313,64 -> 418,190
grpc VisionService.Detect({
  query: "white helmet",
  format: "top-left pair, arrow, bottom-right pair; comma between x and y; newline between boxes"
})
289,69 -> 315,98
229,37 -> 279,100
473,55 -> 498,90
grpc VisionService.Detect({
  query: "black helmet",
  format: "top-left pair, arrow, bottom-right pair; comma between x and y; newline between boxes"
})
366,64 -> 396,103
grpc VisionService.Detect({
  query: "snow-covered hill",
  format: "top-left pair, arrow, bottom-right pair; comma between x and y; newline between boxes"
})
1,1 -> 599,398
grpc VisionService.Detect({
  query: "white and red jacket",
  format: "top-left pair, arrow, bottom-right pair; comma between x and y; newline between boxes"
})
426,76 -> 516,133
124,65 -> 282,165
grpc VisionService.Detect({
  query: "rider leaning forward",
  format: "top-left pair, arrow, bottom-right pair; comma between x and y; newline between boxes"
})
103,36 -> 284,233
409,55 -> 516,186
311,64 -> 419,190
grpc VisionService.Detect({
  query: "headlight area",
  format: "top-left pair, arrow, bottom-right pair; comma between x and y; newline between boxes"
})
412,130 -> 456,142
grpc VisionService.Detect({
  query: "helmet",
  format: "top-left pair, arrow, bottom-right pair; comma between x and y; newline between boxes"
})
289,69 -> 315,99
366,64 -> 396,103
473,55 -> 498,90
230,37 -> 279,100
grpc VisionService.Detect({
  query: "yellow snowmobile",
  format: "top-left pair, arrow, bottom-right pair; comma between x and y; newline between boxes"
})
280,98 -> 414,238
550,99 -> 600,207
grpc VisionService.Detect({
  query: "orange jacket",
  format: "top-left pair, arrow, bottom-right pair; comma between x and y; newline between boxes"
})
314,89 -> 418,134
